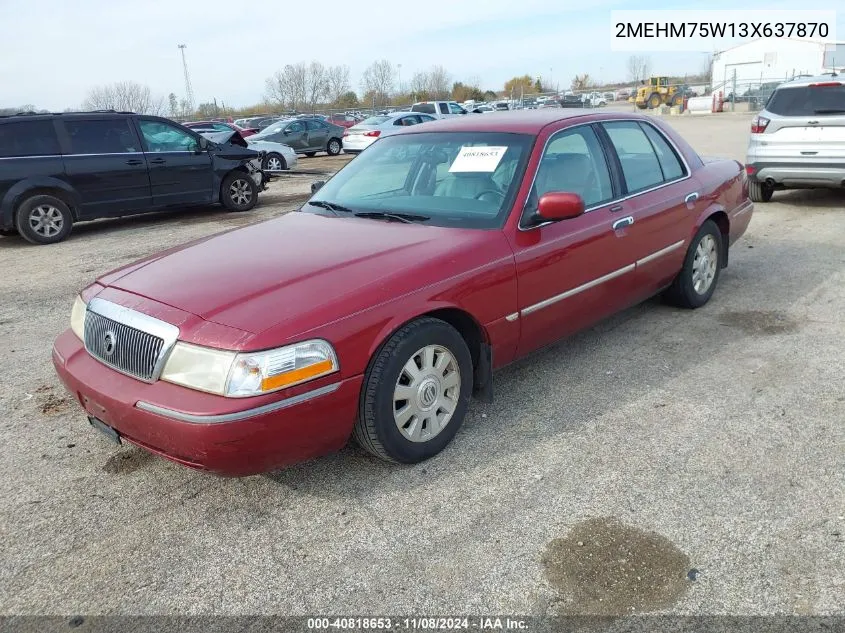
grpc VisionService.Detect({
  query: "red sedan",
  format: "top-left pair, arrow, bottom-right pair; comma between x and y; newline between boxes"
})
53,110 -> 753,476
182,120 -> 259,137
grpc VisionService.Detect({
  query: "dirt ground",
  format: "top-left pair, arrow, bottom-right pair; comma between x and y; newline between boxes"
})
1,117 -> 843,617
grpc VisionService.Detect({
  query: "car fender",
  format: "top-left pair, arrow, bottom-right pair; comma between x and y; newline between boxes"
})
692,200 -> 731,267
1,175 -> 81,226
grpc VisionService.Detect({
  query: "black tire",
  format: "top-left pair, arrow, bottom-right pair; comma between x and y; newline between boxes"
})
15,194 -> 73,245
0,228 -> 17,237
304,152 -> 317,158
748,180 -> 774,202
671,93 -> 683,107
353,317 -> 473,464
664,220 -> 723,309
263,152 -> 286,172
647,93 -> 662,109
220,171 -> 258,212
326,138 -> 342,156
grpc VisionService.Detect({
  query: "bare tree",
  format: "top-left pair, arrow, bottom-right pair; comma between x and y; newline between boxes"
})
306,61 -> 327,111
361,59 -> 396,105
627,55 -> 651,83
426,65 -> 452,99
264,63 -> 312,111
571,74 -> 593,91
83,81 -> 166,115
409,71 -> 430,101
264,70 -> 288,108
168,93 -> 179,118
325,65 -> 351,105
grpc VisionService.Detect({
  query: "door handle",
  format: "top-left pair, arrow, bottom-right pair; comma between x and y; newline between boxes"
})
684,192 -> 699,204
150,158 -> 166,165
125,159 -> 143,166
612,216 -> 634,230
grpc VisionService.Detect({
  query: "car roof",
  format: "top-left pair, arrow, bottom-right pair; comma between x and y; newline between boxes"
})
775,74 -> 842,88
401,109 -> 637,134
0,110 -> 137,121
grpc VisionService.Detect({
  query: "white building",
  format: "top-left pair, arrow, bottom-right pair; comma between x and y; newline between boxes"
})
711,38 -> 845,91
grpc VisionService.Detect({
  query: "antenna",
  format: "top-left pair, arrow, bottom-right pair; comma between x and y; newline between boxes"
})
177,44 -> 195,113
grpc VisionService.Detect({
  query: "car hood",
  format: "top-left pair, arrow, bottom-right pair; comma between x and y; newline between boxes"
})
99,211 -> 502,337
245,139 -> 294,154
200,130 -> 261,160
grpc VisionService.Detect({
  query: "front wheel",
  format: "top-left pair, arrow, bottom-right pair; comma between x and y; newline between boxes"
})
263,152 -> 286,172
663,220 -> 722,309
353,317 -> 473,464
326,138 -> 342,156
221,172 -> 258,212
304,152 -> 317,158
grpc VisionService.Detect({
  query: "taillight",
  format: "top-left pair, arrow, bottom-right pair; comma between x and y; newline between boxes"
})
364,130 -> 381,137
809,82 -> 841,87
751,115 -> 770,133
745,164 -> 756,176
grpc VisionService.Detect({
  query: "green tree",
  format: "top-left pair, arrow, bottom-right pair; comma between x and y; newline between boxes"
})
337,91 -> 359,108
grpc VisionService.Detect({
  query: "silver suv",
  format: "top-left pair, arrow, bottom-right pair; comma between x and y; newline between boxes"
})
745,75 -> 845,202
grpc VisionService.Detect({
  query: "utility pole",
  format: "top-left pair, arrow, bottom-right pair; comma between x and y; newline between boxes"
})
397,64 -> 402,96
177,44 -> 195,114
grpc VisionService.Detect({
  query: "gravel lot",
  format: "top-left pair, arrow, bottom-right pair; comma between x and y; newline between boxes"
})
1,116 -> 843,617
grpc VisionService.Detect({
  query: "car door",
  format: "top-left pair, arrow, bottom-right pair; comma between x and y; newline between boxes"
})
599,120 -> 698,297
59,116 -> 152,218
507,123 -> 640,357
282,121 -> 307,151
136,118 -> 213,207
305,120 -> 329,151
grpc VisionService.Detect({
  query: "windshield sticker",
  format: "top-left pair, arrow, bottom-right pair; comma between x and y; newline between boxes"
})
449,146 -> 508,173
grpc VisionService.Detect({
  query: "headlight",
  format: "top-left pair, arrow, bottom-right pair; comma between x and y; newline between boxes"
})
70,295 -> 87,340
160,339 -> 339,397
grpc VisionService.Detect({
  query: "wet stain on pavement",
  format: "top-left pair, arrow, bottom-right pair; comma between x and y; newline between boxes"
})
718,310 -> 800,335
39,392 -> 71,416
542,517 -> 690,615
103,449 -> 154,474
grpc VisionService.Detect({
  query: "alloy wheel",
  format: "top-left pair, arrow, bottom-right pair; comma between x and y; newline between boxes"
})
28,205 -> 64,238
229,179 -> 252,207
691,234 -> 718,294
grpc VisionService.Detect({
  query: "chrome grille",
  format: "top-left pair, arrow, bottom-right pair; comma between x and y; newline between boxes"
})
84,311 -> 165,382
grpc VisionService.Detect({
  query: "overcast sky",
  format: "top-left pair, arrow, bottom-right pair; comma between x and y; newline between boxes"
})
1,0 -> 843,110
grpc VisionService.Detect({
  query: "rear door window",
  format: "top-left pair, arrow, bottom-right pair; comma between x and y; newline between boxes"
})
640,123 -> 686,181
64,118 -> 140,154
766,84 -> 845,115
601,121 -> 664,193
438,103 -> 449,114
0,120 -> 60,157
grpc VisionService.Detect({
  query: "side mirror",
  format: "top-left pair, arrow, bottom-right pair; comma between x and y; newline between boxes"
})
536,192 -> 585,222
283,128 -> 292,135
197,136 -> 209,152
311,180 -> 326,194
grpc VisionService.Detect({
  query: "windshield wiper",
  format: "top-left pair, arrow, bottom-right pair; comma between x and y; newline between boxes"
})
353,211 -> 430,224
813,109 -> 845,114
306,200 -> 355,215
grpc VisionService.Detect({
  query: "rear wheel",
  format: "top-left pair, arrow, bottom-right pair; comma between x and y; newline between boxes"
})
221,172 -> 258,212
353,317 -> 473,464
15,195 -> 73,245
664,220 -> 722,309
326,138 -> 342,156
748,180 -> 774,202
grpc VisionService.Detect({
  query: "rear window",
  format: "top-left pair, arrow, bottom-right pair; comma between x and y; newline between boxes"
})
411,103 -> 436,114
0,120 -> 60,158
360,116 -> 391,125
766,84 -> 845,116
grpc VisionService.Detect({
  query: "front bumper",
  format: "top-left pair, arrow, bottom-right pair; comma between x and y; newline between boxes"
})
52,329 -> 363,476
746,161 -> 845,188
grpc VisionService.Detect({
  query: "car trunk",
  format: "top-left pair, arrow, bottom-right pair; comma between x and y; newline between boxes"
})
757,83 -> 845,161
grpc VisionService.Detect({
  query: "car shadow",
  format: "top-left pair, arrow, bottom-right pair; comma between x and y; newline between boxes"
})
262,236 -> 842,500
770,188 -> 845,208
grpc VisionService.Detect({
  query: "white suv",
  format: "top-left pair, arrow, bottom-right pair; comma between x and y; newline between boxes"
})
746,75 -> 845,202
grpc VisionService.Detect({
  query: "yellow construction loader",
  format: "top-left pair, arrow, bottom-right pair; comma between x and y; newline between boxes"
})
635,77 -> 684,109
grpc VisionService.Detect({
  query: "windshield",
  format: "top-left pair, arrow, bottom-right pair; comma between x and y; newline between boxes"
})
766,84 -> 845,115
251,120 -> 289,138
303,132 -> 533,229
